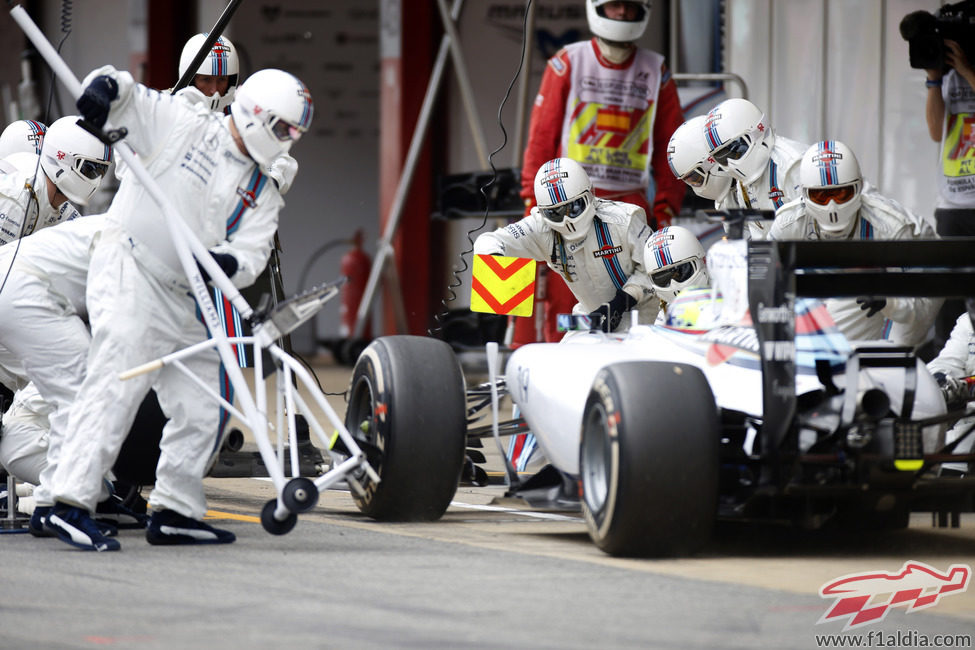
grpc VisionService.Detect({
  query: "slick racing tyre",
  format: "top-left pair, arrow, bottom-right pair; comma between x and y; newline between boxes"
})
345,336 -> 466,521
580,361 -> 719,557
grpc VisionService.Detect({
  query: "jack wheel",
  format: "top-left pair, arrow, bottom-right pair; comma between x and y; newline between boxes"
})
282,477 -> 319,513
261,499 -> 298,535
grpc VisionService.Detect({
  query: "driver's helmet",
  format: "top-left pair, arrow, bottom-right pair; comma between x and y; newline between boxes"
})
644,225 -> 709,303
799,140 -> 863,239
533,157 -> 596,242
0,119 -> 46,158
39,115 -> 112,206
667,115 -> 732,201
665,286 -> 723,331
703,98 -> 774,184
586,0 -> 652,43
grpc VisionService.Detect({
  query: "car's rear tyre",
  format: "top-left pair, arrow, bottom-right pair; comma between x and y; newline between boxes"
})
580,361 -> 719,557
344,335 -> 466,521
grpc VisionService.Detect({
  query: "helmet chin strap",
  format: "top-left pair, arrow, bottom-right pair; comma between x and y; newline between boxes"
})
595,37 -> 635,63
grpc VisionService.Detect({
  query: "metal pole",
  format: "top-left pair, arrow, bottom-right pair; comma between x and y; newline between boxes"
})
672,72 -> 750,100
511,1 -> 536,167
352,0 -> 465,339
435,0 -> 488,168
669,0 -> 680,75
172,0 -> 244,93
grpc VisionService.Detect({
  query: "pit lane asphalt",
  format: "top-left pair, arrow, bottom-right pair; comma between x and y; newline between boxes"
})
2,361 -> 974,649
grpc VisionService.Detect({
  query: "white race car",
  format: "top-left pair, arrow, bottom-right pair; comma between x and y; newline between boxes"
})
343,234 -> 975,557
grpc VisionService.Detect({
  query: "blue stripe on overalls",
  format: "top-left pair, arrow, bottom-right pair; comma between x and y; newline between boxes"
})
213,287 -> 247,365
594,220 -> 627,290
769,159 -> 783,209
217,168 -> 269,367
195,304 -> 235,454
227,168 -> 266,236
858,217 -> 874,240
856,217 -> 890,337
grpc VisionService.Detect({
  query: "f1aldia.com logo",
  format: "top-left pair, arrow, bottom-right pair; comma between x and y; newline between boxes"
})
817,561 -> 971,630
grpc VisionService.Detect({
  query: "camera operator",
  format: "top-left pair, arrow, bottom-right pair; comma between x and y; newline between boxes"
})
926,38 -> 975,231
925,38 -> 975,350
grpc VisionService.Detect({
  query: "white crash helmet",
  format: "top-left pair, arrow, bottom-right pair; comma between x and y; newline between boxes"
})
644,225 -> 710,303
179,33 -> 240,112
586,0 -> 652,43
39,115 -> 112,206
667,115 -> 732,202
800,140 -> 863,239
533,157 -> 596,242
230,69 -> 313,167
703,98 -> 774,185
0,119 -> 46,158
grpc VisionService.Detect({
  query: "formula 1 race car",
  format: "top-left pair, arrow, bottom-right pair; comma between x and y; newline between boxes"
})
341,232 -> 975,557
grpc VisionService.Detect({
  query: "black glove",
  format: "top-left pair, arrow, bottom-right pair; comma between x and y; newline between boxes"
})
76,75 -> 119,128
587,290 -> 637,333
196,251 -> 238,284
856,297 -> 886,318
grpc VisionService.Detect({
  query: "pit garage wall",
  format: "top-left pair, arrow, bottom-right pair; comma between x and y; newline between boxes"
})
225,2 -> 383,353
720,0 -> 939,222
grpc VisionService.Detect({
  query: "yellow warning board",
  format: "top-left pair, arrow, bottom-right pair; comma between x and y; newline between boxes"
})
470,255 -> 536,317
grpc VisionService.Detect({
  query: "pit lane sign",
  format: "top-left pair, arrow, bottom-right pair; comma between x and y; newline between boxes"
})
470,255 -> 536,316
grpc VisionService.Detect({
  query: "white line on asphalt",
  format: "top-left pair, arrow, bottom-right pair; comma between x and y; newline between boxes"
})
449,501 -> 581,522
251,477 -> 581,522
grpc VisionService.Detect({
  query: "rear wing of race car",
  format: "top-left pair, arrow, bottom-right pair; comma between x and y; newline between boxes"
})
746,235 -> 975,461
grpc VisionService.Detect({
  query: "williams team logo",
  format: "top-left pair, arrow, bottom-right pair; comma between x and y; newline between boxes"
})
593,244 -> 622,259
817,561 -> 971,630
236,186 -> 258,208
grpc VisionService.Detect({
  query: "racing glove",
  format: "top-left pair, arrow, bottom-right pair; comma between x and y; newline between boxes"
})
76,75 -> 119,129
587,289 -> 637,333
856,297 -> 886,318
196,251 -> 239,285
267,154 -> 298,195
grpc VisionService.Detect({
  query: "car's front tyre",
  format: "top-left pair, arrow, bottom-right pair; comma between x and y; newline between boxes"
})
345,336 -> 466,521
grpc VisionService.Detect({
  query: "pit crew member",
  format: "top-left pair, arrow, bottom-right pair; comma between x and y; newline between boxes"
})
45,66 -> 312,551
514,0 -> 684,345
703,97 -> 807,238
769,140 -> 940,346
